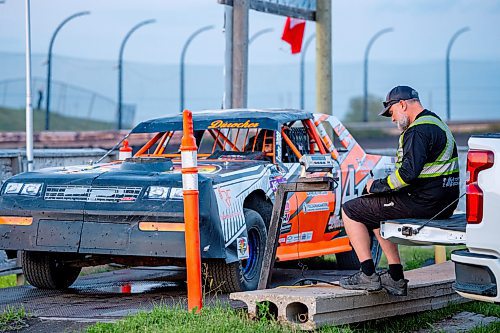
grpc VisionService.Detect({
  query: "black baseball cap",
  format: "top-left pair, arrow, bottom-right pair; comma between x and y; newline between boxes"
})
379,86 -> 420,117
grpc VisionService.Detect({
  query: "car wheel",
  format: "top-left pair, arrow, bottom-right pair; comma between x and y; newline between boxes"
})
22,251 -> 81,289
207,208 -> 267,293
335,234 -> 382,270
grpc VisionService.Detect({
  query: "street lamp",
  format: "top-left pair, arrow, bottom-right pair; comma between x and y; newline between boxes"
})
45,11 -> 90,130
180,25 -> 214,112
300,34 -> 315,110
446,27 -> 470,122
363,28 -> 393,122
249,28 -> 273,45
248,28 -> 273,107
117,19 -> 155,130
24,0 -> 34,170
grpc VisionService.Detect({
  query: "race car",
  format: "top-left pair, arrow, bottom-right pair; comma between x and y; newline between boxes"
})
0,109 -> 395,292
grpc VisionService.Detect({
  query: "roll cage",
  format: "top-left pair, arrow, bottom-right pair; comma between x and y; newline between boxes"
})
132,118 -> 335,164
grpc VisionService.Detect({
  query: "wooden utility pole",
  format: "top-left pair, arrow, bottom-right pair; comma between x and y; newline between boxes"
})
231,0 -> 249,108
316,0 -> 332,115
220,0 -> 320,111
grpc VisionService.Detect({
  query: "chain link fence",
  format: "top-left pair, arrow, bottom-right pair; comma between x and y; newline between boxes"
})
0,77 -> 135,128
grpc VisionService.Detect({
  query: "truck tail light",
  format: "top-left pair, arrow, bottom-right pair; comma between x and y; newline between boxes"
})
466,150 -> 494,224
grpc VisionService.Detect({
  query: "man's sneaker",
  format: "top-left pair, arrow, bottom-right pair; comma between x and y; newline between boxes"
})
339,270 -> 382,291
379,270 -> 409,296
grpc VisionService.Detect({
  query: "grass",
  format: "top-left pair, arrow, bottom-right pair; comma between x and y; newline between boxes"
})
0,275 -> 15,289
86,304 -> 295,333
85,301 -> 499,333
379,245 -> 466,270
0,107 -> 114,131
0,306 -> 29,332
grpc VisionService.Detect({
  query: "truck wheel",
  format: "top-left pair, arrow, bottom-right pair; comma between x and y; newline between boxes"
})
335,235 -> 382,270
207,208 -> 267,293
22,251 -> 81,289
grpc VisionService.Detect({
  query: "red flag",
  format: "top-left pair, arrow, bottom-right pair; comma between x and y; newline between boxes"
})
281,17 -> 306,54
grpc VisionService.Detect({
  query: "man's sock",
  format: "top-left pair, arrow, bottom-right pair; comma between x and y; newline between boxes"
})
360,259 -> 375,276
388,264 -> 404,281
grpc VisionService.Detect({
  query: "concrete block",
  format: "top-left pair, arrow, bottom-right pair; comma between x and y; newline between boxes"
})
230,262 -> 467,330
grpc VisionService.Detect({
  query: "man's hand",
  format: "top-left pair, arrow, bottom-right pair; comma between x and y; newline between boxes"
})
365,178 -> 374,194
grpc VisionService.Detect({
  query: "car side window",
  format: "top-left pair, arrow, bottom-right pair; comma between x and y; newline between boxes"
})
282,127 -> 310,163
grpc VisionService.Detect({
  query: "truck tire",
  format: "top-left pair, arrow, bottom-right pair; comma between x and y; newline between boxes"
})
22,251 -> 81,289
207,208 -> 267,293
335,235 -> 382,270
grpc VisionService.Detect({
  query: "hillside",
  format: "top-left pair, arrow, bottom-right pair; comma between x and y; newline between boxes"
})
0,107 -> 114,131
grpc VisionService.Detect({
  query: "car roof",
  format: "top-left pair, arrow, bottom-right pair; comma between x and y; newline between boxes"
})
131,108 -> 313,133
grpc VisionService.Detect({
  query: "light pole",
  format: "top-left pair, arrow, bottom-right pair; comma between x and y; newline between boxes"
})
249,28 -> 273,45
24,0 -> 33,171
45,11 -> 90,130
248,28 -> 273,107
446,27 -> 470,122
180,25 -> 214,112
117,19 -> 155,130
300,34 -> 315,110
363,28 -> 393,122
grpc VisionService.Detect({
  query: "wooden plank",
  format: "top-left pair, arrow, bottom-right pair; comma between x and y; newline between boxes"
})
257,178 -> 335,290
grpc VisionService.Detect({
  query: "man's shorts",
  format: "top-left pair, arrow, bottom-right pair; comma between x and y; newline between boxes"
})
342,192 -> 456,231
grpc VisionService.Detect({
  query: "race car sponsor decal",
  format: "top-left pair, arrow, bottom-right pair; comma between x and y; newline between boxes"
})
300,231 -> 313,242
280,223 -> 292,234
286,231 -> 313,244
325,212 -> 344,232
237,237 -> 250,259
269,174 -> 286,192
286,234 -> 299,244
303,202 -> 329,213
208,120 -> 259,129
220,211 -> 243,221
217,187 -> 232,207
307,191 -> 328,197
172,164 -> 222,174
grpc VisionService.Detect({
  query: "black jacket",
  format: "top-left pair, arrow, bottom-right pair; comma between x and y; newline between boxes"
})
370,110 -> 460,205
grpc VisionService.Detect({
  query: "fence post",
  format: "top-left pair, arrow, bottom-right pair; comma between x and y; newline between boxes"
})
181,109 -> 202,312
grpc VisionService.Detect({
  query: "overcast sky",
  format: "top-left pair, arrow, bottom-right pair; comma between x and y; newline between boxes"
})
0,0 -> 499,65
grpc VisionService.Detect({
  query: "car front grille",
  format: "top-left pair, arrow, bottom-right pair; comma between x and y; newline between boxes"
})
44,185 -> 142,203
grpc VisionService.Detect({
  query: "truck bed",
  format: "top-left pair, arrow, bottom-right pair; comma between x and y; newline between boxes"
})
380,213 -> 466,246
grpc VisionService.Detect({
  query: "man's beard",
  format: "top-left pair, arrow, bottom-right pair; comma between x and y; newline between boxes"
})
397,115 -> 410,132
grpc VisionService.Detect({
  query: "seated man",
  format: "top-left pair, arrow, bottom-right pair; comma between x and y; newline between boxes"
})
340,86 -> 460,296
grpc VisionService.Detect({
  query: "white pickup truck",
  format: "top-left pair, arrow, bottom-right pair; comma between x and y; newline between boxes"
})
380,134 -> 499,304
452,134 -> 500,303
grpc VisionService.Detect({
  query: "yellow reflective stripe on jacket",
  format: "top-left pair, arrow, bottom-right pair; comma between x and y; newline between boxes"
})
386,169 -> 408,190
418,157 -> 459,178
408,115 -> 456,163
394,114 -> 458,182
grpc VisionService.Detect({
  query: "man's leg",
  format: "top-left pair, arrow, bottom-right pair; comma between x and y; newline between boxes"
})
339,207 -> 381,291
341,208 -> 372,262
372,228 -> 400,264
373,228 -> 407,295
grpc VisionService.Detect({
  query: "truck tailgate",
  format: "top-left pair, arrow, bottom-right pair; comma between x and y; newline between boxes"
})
380,213 -> 466,246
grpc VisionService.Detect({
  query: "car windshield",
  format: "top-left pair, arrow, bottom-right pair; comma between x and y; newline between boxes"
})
128,127 -> 276,161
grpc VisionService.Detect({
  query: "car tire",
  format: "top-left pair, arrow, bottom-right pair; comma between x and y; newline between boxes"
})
22,251 -> 81,289
207,208 -> 267,293
335,235 -> 382,270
